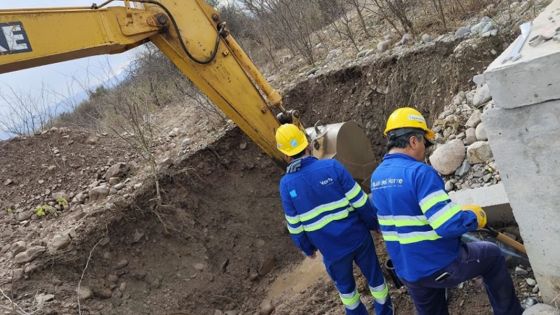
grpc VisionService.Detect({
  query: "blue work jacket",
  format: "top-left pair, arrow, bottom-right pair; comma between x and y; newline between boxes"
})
370,153 -> 478,282
279,156 -> 378,262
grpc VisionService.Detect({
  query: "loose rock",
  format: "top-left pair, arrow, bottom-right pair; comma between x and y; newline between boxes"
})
49,233 -> 71,252
35,293 -> 55,305
429,140 -> 466,175
421,34 -> 432,43
467,141 -> 493,164
523,304 -> 560,315
12,241 -> 27,256
259,300 -> 275,315
89,185 -> 109,202
455,26 -> 471,38
14,246 -> 46,264
377,40 -> 391,52
515,266 -> 529,276
476,123 -> 488,141
473,85 -> 492,107
465,128 -> 477,145
104,163 -> 129,180
466,110 -> 482,128
78,286 -> 93,300
115,259 -> 129,269
526,278 -> 537,286
455,163 -> 471,177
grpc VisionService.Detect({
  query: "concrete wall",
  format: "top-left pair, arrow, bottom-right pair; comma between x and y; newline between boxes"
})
483,0 -> 560,302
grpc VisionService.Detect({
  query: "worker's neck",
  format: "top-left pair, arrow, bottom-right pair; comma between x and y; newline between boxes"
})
389,148 -> 422,161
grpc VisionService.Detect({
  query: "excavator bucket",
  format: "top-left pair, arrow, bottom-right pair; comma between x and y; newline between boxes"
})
306,122 -> 377,189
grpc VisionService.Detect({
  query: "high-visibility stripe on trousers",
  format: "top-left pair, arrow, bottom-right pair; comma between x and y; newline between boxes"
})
324,235 -> 393,315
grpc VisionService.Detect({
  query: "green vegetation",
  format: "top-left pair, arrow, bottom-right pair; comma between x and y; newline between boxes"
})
35,205 -> 57,218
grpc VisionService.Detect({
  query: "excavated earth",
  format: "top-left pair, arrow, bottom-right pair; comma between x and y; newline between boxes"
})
0,35 -> 534,315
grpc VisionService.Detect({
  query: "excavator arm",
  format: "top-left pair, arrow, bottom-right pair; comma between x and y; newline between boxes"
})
0,0 -> 288,165
0,0 -> 377,184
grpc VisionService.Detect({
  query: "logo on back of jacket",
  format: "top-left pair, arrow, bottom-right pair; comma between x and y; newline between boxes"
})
372,178 -> 404,190
320,177 -> 334,186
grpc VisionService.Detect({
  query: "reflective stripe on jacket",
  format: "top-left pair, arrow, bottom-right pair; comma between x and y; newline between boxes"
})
370,153 -> 477,282
280,156 -> 378,262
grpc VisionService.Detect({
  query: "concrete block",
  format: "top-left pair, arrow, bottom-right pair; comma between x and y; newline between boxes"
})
484,0 -> 560,109
483,102 -> 560,303
449,183 -> 515,225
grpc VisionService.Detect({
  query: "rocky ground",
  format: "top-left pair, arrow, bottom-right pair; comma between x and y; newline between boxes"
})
0,0 -> 557,314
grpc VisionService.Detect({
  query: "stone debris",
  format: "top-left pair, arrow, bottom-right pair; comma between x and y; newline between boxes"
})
259,299 -> 275,315
35,293 -> 55,306
78,286 -> 93,300
515,266 -> 529,276
49,233 -> 71,252
89,185 -> 109,202
475,123 -> 488,141
377,40 -> 391,52
467,141 -> 493,164
465,110 -> 482,128
465,128 -> 477,145
526,278 -> 537,286
14,246 -> 46,264
523,304 -> 560,315
473,84 -> 492,107
104,162 -> 129,180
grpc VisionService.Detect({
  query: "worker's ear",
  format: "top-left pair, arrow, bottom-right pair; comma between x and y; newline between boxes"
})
408,135 -> 420,148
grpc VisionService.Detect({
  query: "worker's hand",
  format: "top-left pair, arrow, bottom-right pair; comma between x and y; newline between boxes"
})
462,204 -> 487,229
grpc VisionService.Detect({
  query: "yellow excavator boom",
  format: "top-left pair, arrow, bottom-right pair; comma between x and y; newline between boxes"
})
0,0 -> 287,165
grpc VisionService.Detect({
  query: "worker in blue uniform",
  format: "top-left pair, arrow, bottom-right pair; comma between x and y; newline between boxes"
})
276,123 -> 393,315
370,107 -> 523,315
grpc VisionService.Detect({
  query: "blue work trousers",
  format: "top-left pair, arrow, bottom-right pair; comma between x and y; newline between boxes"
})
402,241 -> 523,315
324,234 -> 393,315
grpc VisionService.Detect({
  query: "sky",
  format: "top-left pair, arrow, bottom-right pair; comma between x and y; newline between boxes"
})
0,1 -> 143,138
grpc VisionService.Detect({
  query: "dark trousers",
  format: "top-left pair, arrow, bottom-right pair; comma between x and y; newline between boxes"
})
402,241 -> 523,315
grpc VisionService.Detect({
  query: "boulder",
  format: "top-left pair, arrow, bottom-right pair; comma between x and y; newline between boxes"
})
476,123 -> 488,141
429,140 -> 466,175
467,141 -> 493,164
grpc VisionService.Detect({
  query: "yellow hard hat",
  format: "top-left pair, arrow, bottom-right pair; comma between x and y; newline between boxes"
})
384,107 -> 435,142
275,124 -> 309,156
